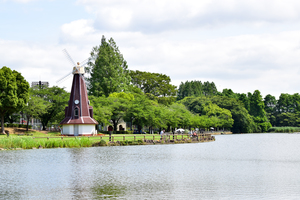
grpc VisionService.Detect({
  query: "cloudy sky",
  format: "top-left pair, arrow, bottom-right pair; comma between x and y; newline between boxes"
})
1,0 -> 300,98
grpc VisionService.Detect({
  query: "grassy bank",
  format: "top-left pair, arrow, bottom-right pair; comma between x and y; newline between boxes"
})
0,133 -> 214,150
0,137 -> 94,149
268,127 -> 300,133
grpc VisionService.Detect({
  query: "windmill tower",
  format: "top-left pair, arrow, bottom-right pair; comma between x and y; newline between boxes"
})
59,50 -> 98,136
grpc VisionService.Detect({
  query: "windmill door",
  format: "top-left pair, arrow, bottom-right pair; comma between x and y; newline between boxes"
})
74,125 -> 79,136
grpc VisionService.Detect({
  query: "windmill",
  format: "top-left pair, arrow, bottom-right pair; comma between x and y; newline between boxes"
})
58,49 -> 98,136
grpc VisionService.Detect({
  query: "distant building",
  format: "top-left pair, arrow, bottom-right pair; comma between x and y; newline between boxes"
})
31,81 -> 49,88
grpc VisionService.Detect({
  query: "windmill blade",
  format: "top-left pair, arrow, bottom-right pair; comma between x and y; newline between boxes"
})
62,49 -> 76,66
56,71 -> 73,84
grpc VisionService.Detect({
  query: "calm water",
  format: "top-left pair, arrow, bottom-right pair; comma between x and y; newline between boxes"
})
1,134 -> 300,199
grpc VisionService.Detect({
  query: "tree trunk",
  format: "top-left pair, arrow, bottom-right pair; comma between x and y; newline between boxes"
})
42,122 -> 47,130
167,125 -> 170,132
130,119 -> 133,131
26,117 -> 31,131
1,114 -> 5,134
138,125 -> 142,133
112,120 -> 118,132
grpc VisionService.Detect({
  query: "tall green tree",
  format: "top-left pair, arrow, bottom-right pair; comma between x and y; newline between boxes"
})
237,93 -> 250,112
264,94 -> 277,126
23,89 -> 49,131
248,90 -> 271,132
87,35 -> 131,97
0,66 -> 29,134
31,86 -> 69,130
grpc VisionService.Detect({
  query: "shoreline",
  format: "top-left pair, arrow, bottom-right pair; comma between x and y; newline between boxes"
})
0,134 -> 215,150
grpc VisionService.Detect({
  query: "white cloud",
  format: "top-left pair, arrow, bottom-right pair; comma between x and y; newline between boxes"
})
6,0 -> 38,3
78,0 -> 300,32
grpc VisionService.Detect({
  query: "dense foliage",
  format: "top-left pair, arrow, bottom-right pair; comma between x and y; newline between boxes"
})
87,35 -> 131,97
177,80 -> 218,100
30,86 -> 69,130
0,66 -> 29,134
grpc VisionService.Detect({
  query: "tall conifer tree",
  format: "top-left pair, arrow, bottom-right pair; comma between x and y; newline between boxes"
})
87,35 -> 130,97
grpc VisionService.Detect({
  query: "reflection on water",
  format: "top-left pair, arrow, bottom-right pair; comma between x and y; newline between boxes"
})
1,134 -> 300,199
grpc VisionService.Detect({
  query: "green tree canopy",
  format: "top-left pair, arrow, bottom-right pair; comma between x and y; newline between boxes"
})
0,66 -> 29,134
177,80 -> 218,100
248,90 -> 271,132
264,94 -> 277,126
89,95 -> 112,126
87,35 -> 131,97
23,88 -> 49,131
31,86 -> 69,130
129,70 -> 177,97
181,96 -> 255,133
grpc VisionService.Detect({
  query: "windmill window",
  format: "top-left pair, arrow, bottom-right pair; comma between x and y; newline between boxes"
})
74,107 -> 79,117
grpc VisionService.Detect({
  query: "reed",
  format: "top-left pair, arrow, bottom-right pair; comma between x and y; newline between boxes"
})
268,127 -> 300,133
0,137 -> 94,149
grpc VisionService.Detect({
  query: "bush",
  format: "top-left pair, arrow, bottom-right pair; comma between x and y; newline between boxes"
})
120,140 -> 128,146
99,140 -> 107,146
137,139 -> 144,145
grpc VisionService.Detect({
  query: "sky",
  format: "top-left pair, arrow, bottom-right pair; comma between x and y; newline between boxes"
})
1,0 -> 300,99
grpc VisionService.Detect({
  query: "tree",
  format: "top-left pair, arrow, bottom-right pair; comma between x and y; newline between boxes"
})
222,89 -> 238,99
203,81 -> 218,96
31,86 -> 69,130
202,102 -> 234,129
0,66 -> 29,134
124,94 -> 156,133
264,94 -> 277,126
166,103 -> 193,130
248,90 -> 271,132
89,95 -> 112,126
129,70 -> 177,97
107,93 -> 133,131
181,96 -> 256,133
177,80 -> 218,100
237,93 -> 250,112
23,90 -> 49,131
87,35 -> 131,97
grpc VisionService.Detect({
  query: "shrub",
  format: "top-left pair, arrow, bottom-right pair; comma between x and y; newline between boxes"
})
99,140 -> 107,146
137,139 -> 144,144
120,140 -> 128,146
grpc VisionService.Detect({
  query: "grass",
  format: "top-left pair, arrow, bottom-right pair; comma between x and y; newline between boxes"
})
0,129 -> 204,150
0,136 -> 95,149
268,127 -> 300,133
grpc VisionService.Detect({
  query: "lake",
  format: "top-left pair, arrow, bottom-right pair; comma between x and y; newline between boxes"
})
1,133 -> 300,199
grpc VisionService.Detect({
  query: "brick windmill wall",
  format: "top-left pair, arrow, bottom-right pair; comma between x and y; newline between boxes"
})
60,64 -> 98,136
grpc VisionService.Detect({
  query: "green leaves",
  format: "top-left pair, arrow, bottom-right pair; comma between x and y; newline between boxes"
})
0,66 -> 29,134
87,35 -> 131,97
129,70 -> 177,98
177,80 -> 218,100
30,86 -> 69,130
